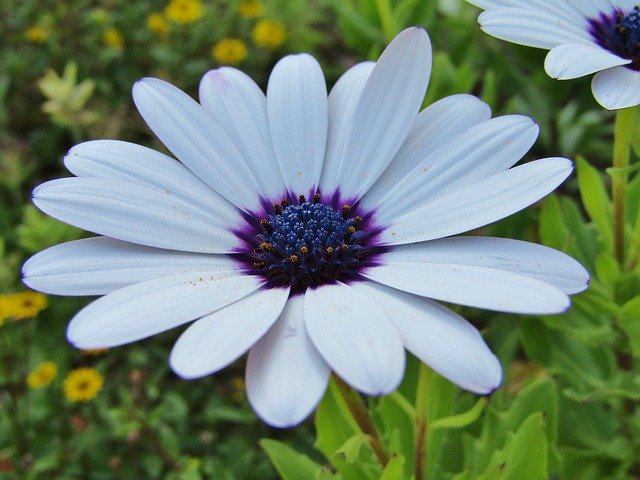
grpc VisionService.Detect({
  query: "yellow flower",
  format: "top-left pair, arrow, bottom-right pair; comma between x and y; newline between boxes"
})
165,0 -> 204,24
0,291 -> 48,320
212,38 -> 248,65
64,368 -> 104,402
239,0 -> 264,18
27,361 -> 58,389
25,26 -> 48,43
252,19 -> 286,49
103,28 -> 124,50
147,13 -> 170,35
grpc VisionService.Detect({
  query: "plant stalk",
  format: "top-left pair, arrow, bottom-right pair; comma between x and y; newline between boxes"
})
332,375 -> 390,466
414,363 -> 430,480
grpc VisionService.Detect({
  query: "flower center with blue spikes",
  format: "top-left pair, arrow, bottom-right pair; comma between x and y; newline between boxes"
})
589,5 -> 640,71
241,193 -> 384,291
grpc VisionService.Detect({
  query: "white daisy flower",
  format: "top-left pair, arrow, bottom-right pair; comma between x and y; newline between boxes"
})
23,28 -> 588,428
467,0 -> 640,110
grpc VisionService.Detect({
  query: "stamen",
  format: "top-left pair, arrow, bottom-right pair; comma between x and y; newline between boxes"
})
299,194 -> 306,204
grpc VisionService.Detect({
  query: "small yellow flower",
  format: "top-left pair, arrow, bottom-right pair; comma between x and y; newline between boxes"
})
103,28 -> 124,50
25,26 -> 48,43
212,38 -> 249,65
27,361 -> 58,389
165,0 -> 204,24
64,368 -> 104,402
252,19 -> 286,49
0,291 -> 48,320
147,13 -> 170,35
239,0 -> 264,19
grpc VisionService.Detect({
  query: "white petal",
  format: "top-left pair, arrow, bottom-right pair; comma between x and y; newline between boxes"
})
33,177 -> 240,253
373,115 -> 539,223
352,282 -> 502,394
384,237 -> 589,294
246,296 -> 330,428
361,94 -> 492,209
380,158 -> 573,244
267,54 -> 328,195
337,28 -> 432,200
566,0 -> 619,17
364,262 -> 570,314
320,62 -> 375,194
199,68 -> 285,199
132,78 -> 261,210
304,282 -> 405,395
592,66 -> 640,110
22,237 -> 238,296
67,271 -> 263,349
545,43 -> 631,79
470,0 -> 585,22
64,140 -> 238,224
478,8 -> 591,50
170,287 -> 290,379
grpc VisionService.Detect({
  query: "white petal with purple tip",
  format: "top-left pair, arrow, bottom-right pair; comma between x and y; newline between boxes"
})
67,272 -> 263,349
170,287 -> 290,379
22,237 -> 238,296
545,43 -> 631,80
246,296 -> 331,428
592,66 -> 640,110
352,282 -> 502,394
304,282 -> 405,395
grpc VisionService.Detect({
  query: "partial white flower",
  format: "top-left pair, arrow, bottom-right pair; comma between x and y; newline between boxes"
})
23,27 -> 588,428
467,0 -> 640,110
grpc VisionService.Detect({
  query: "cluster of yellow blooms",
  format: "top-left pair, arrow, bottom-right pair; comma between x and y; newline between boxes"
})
0,291 -> 47,326
26,362 -> 105,402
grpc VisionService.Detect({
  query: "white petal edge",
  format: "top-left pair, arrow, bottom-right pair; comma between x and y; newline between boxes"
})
246,295 -> 331,428
133,78 -> 261,210
545,43 -> 631,80
352,282 -> 502,394
320,61 -> 375,194
32,177 -> 240,254
170,286 -> 290,379
478,8 -> 591,50
67,272 -> 263,349
363,262 -> 570,314
336,27 -> 432,200
380,157 -> 573,245
64,140 -> 238,225
372,115 -> 539,223
384,237 -> 589,295
267,54 -> 328,195
22,237 -> 239,296
361,94 -> 492,209
304,282 -> 405,395
592,66 -> 640,110
199,68 -> 285,199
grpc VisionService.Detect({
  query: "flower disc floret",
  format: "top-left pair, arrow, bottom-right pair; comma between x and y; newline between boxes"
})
245,194 -> 380,290
590,6 -> 640,71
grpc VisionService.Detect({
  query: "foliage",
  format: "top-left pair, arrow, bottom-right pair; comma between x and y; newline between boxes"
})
1,0 -> 640,478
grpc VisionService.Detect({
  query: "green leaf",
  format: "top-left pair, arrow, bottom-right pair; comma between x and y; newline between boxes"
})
595,252 -> 620,286
619,296 -> 640,357
380,454 -> 406,480
429,397 -> 487,430
261,439 -> 327,480
575,156 -> 613,250
477,413 -> 548,480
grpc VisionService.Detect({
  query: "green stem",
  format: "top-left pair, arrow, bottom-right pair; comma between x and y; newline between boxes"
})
374,0 -> 397,43
332,375 -> 390,466
612,107 -> 636,266
414,363 -> 430,480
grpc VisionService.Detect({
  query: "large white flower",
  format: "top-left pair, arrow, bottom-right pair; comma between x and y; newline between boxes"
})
467,0 -> 640,110
23,28 -> 588,427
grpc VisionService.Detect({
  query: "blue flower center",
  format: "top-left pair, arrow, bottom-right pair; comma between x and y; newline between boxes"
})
589,6 -> 640,71
245,194 -> 382,291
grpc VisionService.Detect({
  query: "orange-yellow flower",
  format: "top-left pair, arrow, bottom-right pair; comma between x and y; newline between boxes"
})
25,26 -> 48,43
27,361 -> 58,388
0,291 -> 48,320
147,13 -> 170,35
63,368 -> 104,402
103,28 -> 124,50
165,0 -> 204,24
212,38 -> 249,65
252,19 -> 286,49
239,0 -> 264,19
